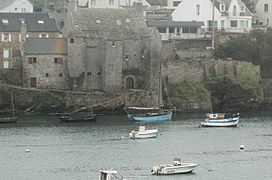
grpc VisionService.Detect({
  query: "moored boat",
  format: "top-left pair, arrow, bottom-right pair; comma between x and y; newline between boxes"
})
57,112 -> 96,122
129,126 -> 158,139
126,107 -> 173,122
151,158 -> 198,175
200,113 -> 239,127
99,169 -> 126,180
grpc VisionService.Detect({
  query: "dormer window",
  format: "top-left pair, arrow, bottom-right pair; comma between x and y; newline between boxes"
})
2,19 -> 9,24
38,20 -> 44,24
220,4 -> 225,12
96,19 -> 101,24
240,5 -> 245,12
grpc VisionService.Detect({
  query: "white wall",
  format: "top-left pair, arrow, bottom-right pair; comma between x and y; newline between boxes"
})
0,0 -> 33,13
255,0 -> 272,26
172,0 -> 252,32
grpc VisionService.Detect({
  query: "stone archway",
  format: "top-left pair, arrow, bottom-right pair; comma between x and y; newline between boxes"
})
125,77 -> 134,89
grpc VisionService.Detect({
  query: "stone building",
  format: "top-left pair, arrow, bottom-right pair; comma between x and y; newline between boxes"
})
23,38 -> 68,89
0,13 -> 61,69
255,0 -> 272,27
64,6 -> 162,92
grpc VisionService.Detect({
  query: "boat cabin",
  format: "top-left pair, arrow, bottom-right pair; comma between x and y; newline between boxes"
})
100,170 -> 125,180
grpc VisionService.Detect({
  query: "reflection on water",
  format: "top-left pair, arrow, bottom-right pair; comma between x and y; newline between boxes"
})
0,113 -> 272,180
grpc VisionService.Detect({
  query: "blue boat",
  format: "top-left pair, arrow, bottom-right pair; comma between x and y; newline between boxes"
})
125,107 -> 173,122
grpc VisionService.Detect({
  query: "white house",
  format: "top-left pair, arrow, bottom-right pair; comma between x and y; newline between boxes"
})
172,0 -> 253,33
255,0 -> 272,26
0,0 -> 33,13
78,0 -> 151,8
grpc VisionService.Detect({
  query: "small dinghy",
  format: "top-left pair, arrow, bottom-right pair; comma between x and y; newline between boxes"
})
99,169 -> 126,180
151,158 -> 198,175
129,126 -> 158,139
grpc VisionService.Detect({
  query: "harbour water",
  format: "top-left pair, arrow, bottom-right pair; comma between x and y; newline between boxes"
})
0,113 -> 272,180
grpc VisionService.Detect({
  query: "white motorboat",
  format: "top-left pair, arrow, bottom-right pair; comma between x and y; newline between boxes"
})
200,113 -> 239,127
129,126 -> 158,139
99,169 -> 126,180
151,158 -> 198,175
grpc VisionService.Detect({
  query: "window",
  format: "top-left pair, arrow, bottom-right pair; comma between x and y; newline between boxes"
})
1,33 -> 11,42
70,38 -> 74,43
182,27 -> 189,33
169,27 -> 174,33
54,57 -> 63,64
233,5 -> 237,16
2,19 -> 9,24
196,4 -> 200,16
3,61 -> 9,69
240,5 -> 245,12
96,19 -> 101,24
240,20 -> 244,27
59,73 -> 63,77
230,20 -> 238,27
3,49 -> 9,58
208,21 -> 218,31
22,8 -> 26,12
176,27 -> 180,35
109,0 -> 114,6
264,4 -> 268,12
220,4 -> 225,12
28,57 -> 37,64
39,33 -> 49,38
157,27 -> 166,33
97,72 -> 101,75
46,73 -> 49,77
37,20 -> 44,24
246,21 -> 249,27
221,20 -> 225,29
112,41 -> 116,47
116,20 -> 121,25
125,55 -> 130,61
86,72 -> 92,76
91,0 -> 96,5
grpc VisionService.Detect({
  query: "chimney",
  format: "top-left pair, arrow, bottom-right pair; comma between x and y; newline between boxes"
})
20,19 -> 27,57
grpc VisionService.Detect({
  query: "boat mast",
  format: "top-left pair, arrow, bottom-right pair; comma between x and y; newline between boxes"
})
158,63 -> 161,114
11,92 -> 15,118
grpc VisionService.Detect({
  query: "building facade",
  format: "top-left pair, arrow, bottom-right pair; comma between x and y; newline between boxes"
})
78,0 -> 150,8
0,0 -> 33,13
64,7 -> 161,92
172,0 -> 253,33
23,38 -> 68,89
255,0 -> 272,26
0,13 -> 61,69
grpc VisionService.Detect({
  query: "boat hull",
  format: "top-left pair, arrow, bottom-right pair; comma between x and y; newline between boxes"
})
152,163 -> 198,175
129,129 -> 158,139
59,114 -> 97,122
0,117 -> 18,123
200,117 -> 239,127
128,111 -> 173,122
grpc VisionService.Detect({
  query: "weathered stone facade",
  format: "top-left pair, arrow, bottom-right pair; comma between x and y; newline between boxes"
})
64,7 -> 162,92
23,38 -> 68,90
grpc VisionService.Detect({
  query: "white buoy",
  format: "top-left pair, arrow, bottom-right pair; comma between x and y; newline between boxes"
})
25,149 -> 30,153
240,144 -> 245,150
120,136 -> 124,139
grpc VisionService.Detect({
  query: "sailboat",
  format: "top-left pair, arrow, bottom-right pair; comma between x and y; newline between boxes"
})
125,63 -> 173,123
0,92 -> 17,123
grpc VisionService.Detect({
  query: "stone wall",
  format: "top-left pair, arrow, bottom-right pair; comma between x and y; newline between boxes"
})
0,68 -> 22,85
23,54 -> 68,89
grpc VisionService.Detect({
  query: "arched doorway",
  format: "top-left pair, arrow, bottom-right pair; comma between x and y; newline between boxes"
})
126,77 -> 134,89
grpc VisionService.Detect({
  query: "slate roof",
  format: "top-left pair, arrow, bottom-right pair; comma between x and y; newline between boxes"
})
69,8 -> 154,40
0,0 -> 16,11
147,20 -> 204,28
24,38 -> 67,55
0,13 -> 59,32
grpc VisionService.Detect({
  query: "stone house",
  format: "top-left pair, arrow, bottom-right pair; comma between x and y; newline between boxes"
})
0,13 -> 61,69
172,0 -> 253,33
0,0 -> 33,13
23,38 -> 68,89
64,6 -> 161,92
255,0 -> 272,26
